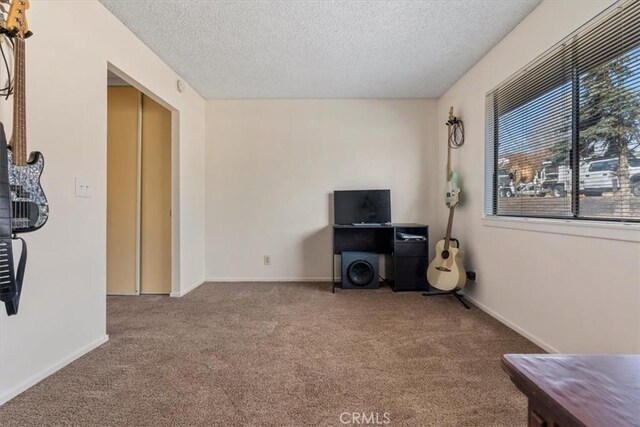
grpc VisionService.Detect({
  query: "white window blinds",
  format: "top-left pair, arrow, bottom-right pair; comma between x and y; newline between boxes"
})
486,0 -> 640,222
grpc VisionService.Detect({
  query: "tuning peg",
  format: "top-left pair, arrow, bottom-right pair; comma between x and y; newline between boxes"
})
24,30 -> 32,38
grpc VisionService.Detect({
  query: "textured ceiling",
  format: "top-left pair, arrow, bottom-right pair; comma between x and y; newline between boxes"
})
99,0 -> 541,99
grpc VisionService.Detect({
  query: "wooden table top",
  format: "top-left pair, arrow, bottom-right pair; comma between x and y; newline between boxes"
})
502,354 -> 640,427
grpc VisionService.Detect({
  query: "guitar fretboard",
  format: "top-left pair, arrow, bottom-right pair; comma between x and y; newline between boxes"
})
444,207 -> 455,251
11,37 -> 27,166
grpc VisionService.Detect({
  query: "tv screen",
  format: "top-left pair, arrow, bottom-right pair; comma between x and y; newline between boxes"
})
334,190 -> 391,225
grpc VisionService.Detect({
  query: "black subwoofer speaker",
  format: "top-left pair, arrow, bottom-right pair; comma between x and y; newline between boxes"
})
341,252 -> 379,289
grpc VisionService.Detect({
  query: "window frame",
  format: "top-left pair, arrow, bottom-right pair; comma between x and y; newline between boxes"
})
481,215 -> 640,243
485,0 -> 640,224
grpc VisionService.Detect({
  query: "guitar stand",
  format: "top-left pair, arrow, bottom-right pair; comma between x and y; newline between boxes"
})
422,289 -> 471,309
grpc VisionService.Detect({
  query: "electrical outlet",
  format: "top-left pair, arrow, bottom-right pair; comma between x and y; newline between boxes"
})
264,255 -> 271,266
466,271 -> 477,282
75,177 -> 92,198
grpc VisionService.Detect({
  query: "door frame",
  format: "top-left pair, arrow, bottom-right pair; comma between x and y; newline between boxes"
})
106,63 -> 180,296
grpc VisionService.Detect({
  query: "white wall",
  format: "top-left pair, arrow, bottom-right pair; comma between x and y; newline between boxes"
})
436,0 -> 640,353
3,0 -> 638,407
205,100 -> 439,280
0,1 -> 206,403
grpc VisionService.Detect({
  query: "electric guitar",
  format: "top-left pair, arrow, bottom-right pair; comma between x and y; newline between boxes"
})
3,0 -> 48,233
427,108 -> 466,291
0,0 -> 42,316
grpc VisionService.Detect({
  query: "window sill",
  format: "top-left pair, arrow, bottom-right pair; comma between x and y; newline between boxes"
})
482,216 -> 640,243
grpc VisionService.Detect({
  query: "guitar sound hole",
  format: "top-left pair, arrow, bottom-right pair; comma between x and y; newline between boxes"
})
441,250 -> 450,260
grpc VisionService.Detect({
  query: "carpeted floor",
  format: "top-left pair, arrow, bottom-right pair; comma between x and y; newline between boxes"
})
0,282 -> 542,426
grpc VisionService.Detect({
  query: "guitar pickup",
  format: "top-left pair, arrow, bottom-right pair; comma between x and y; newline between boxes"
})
10,185 -> 29,198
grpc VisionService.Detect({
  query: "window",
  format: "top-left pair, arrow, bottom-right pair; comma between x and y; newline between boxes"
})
486,0 -> 640,222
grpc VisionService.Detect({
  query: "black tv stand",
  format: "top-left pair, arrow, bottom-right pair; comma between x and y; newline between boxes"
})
332,223 -> 429,293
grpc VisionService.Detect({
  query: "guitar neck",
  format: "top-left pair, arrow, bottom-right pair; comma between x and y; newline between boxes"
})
447,140 -> 452,182
444,206 -> 455,250
11,37 -> 27,166
446,107 -> 453,181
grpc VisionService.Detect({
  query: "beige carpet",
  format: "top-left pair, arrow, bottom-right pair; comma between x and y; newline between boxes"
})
0,282 -> 541,426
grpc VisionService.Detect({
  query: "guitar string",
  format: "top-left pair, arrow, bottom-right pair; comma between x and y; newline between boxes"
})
15,37 -> 19,226
16,37 -> 18,226
18,37 -> 33,228
14,37 -> 23,227
19,37 -> 22,226
21,38 -> 24,226
18,37 -> 24,226
19,37 -> 24,226
15,37 -> 18,226
14,37 -> 19,226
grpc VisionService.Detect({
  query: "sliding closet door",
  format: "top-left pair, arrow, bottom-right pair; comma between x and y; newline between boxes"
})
107,87 -> 139,295
140,95 -> 172,294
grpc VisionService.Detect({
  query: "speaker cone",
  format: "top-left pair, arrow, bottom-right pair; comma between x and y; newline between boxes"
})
341,252 -> 379,289
347,260 -> 374,287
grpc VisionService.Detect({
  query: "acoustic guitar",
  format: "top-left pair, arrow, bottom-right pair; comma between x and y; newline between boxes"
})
427,108 -> 466,291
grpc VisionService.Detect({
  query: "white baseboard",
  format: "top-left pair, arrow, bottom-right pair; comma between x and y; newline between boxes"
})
170,280 -> 205,297
462,293 -> 559,354
0,334 -> 109,405
206,277 -> 332,283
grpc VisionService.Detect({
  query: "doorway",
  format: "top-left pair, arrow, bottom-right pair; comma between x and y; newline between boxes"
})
107,73 -> 172,295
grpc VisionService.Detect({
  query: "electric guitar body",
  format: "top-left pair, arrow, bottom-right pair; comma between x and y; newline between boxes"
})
7,148 -> 48,232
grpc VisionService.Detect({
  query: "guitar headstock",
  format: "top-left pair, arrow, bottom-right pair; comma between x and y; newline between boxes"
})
0,0 -> 32,39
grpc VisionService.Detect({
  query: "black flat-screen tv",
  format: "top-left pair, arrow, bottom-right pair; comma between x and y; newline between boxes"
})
334,190 -> 391,225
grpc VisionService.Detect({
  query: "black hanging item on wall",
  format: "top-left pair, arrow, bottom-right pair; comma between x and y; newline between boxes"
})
0,122 -> 27,316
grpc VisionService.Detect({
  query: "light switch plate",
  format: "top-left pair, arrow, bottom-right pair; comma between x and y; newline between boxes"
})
75,177 -> 92,198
